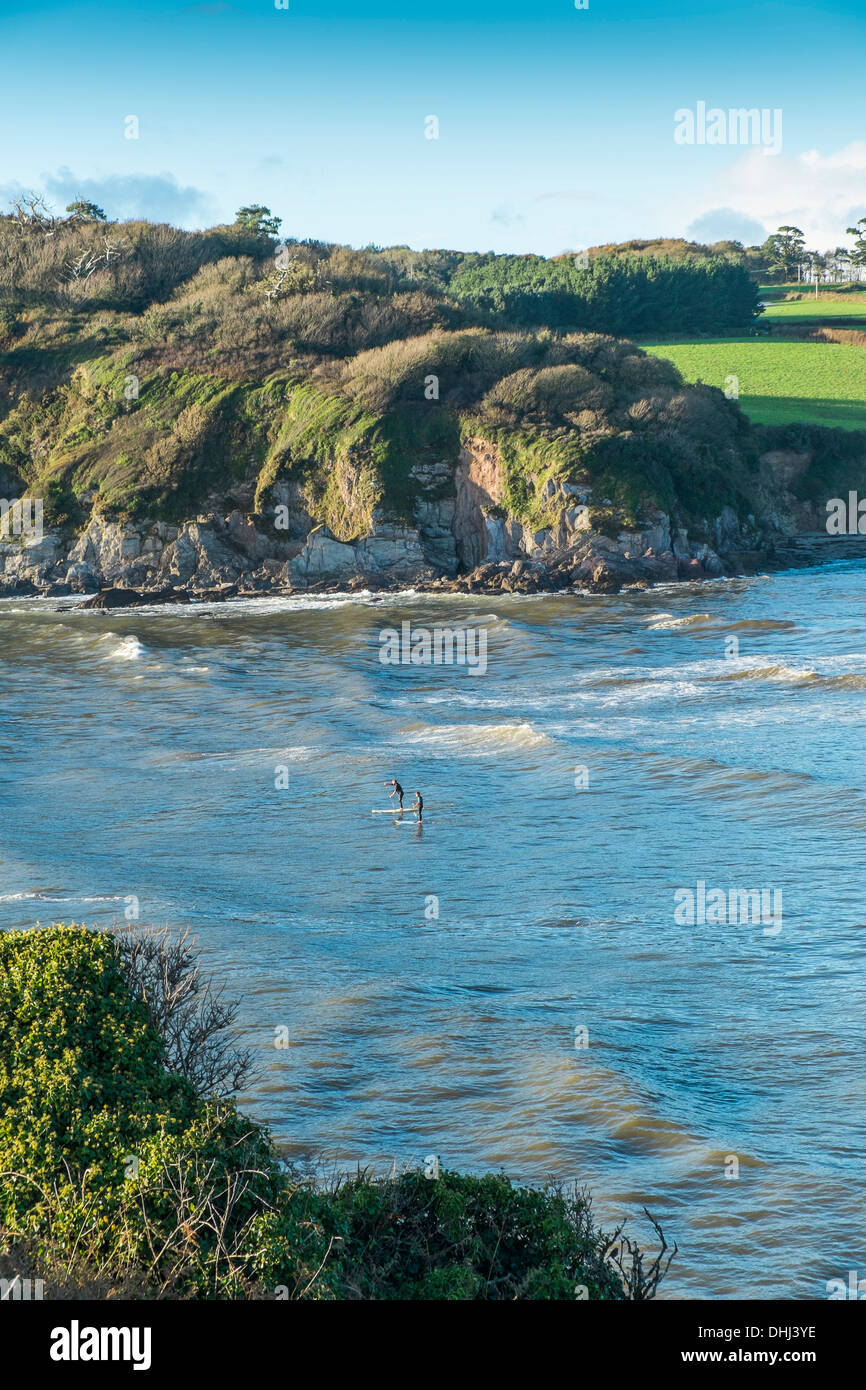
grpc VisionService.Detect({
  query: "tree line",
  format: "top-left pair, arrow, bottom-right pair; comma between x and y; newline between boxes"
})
448,254 -> 760,337
760,223 -> 866,283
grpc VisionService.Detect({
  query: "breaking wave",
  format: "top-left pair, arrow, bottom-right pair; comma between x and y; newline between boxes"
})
100,633 -> 145,662
399,721 -> 552,753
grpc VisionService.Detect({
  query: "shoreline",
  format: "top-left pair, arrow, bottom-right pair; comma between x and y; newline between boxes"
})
3,535 -> 866,610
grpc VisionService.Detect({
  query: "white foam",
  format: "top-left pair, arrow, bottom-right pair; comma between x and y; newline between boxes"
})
0,892 -> 127,904
646,612 -> 713,630
100,633 -> 145,662
148,744 -> 318,768
400,721 -> 551,753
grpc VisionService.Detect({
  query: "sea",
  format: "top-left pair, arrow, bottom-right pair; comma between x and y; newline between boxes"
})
2,561 -> 865,1298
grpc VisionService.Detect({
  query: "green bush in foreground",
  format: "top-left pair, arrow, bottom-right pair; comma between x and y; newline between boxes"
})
0,926 -> 673,1300
0,926 -> 330,1298
325,1168 -> 647,1300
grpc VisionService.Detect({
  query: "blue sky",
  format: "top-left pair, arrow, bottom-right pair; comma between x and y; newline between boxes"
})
2,0 -> 865,253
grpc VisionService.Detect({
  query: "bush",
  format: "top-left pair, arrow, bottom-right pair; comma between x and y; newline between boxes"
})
325,1168 -> 670,1300
482,363 -> 614,421
115,924 -> 255,1098
0,926 -> 330,1298
0,925 -> 674,1300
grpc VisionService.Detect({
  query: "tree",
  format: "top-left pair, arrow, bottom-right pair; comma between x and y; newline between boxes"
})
803,248 -> 825,284
61,236 -> 124,282
9,192 -> 56,235
234,204 -> 282,238
262,255 -> 316,300
761,226 -> 805,281
65,198 -> 108,223
828,247 -> 853,282
845,218 -> 866,276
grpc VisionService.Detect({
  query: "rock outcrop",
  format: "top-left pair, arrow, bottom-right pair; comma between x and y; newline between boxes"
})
0,438 -> 847,602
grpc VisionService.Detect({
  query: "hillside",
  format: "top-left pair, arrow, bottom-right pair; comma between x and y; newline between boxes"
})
1,209 -> 864,601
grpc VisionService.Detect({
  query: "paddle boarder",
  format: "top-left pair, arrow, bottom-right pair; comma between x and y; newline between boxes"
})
385,778 -> 404,810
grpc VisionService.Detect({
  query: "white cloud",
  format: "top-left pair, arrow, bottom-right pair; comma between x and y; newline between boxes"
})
490,203 -> 525,228
0,170 -> 216,229
686,208 -> 769,246
694,142 -> 866,250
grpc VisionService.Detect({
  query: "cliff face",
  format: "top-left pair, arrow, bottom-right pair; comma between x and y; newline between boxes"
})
0,438 -> 848,603
4,222 -> 866,604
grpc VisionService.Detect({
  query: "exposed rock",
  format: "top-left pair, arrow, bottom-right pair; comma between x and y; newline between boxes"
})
159,530 -> 197,585
0,428 -> 848,603
356,519 -> 433,578
677,557 -> 706,581
80,586 -> 190,610
416,497 -> 459,576
0,534 -> 62,588
639,550 -> 679,583
564,505 -> 592,535
291,531 -> 358,583
269,480 -> 315,539
671,527 -> 692,560
409,459 -> 453,491
160,519 -> 249,589
589,563 -> 622,593
66,561 -> 99,593
452,436 -> 517,569
225,509 -> 272,562
67,518 -> 143,579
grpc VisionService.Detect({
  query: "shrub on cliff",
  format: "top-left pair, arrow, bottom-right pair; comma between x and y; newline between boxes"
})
0,926 -> 332,1298
0,925 -> 673,1300
324,1168 -> 672,1300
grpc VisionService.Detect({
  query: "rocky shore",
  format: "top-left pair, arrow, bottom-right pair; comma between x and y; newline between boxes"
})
0,443 -> 852,609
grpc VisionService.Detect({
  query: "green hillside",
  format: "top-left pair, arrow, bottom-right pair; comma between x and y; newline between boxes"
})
643,338 -> 866,430
0,211 -> 769,535
1,208 -> 864,546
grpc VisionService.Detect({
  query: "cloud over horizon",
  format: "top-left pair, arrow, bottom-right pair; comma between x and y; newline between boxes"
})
686,208 -> 769,247
690,142 -> 866,251
0,170 -> 217,229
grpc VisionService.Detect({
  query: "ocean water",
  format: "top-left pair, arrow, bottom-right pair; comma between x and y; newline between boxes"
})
2,565 -> 865,1299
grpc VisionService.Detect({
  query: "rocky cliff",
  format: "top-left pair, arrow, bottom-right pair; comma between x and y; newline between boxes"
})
4,221 -> 866,606
1,437 -> 851,605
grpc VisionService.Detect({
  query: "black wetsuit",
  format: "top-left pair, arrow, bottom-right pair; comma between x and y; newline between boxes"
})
413,795 -> 423,820
389,781 -> 404,808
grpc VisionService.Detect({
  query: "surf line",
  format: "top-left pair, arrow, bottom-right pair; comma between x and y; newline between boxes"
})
378,620 -> 487,676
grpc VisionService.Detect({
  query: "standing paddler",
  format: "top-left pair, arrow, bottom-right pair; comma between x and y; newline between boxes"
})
384,778 -> 404,810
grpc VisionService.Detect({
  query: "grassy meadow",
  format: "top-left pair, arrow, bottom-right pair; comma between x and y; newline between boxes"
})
643,337 -> 866,430
760,296 -> 866,325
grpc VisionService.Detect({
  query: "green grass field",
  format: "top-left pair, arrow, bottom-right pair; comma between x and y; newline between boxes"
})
643,338 -> 866,429
759,297 -> 866,325
758,282 -> 866,296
